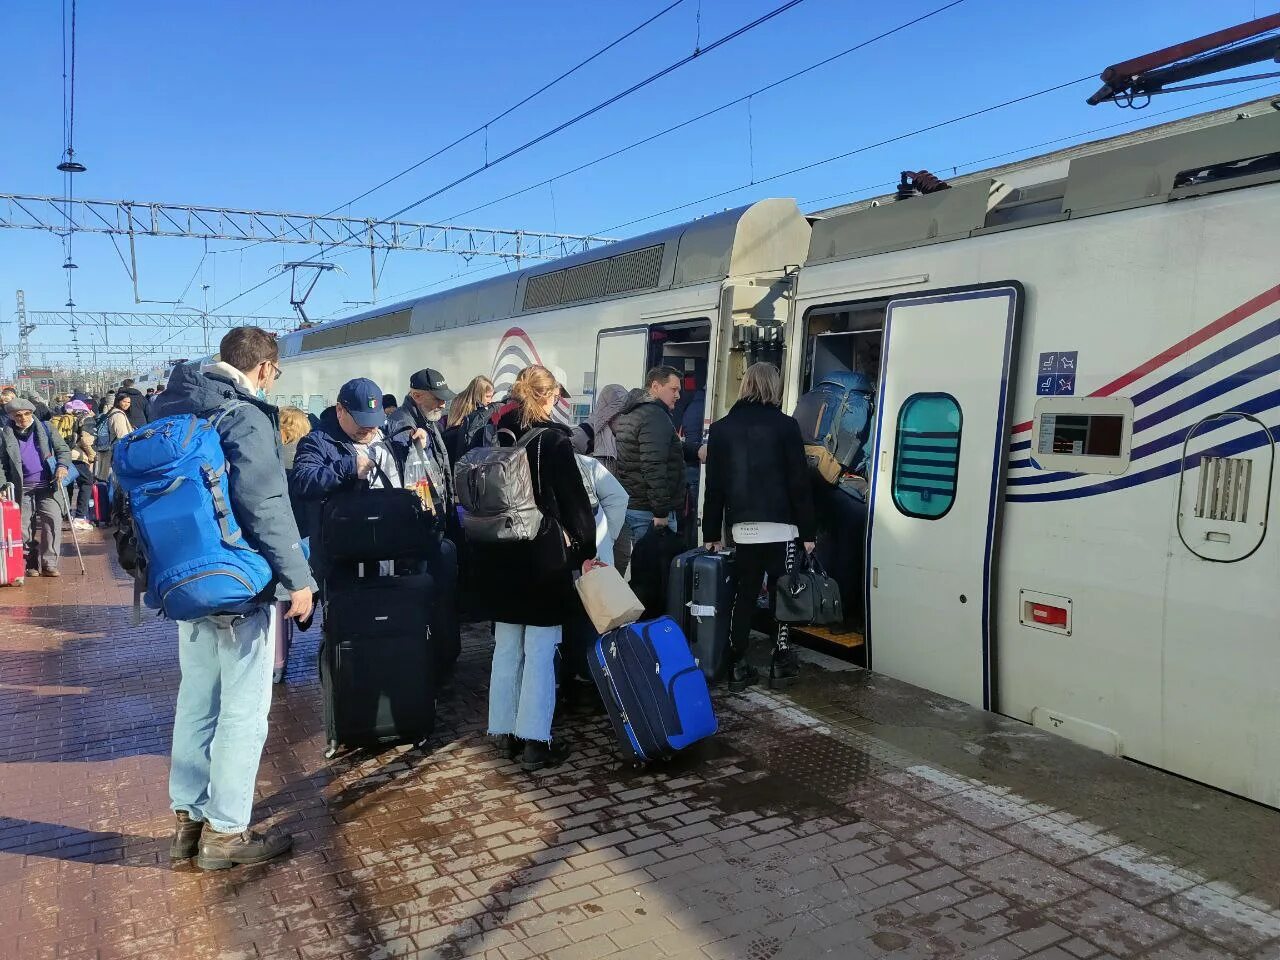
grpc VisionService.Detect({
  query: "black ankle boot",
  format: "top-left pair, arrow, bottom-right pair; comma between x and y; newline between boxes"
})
501,734 -> 524,761
769,646 -> 800,689
521,740 -> 571,771
728,661 -> 759,692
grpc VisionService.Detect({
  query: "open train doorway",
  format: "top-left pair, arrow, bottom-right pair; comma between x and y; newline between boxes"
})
651,319 -> 711,544
592,317 -> 712,540
793,299 -> 888,658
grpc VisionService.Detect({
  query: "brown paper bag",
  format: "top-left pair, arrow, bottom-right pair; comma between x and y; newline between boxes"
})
575,564 -> 646,634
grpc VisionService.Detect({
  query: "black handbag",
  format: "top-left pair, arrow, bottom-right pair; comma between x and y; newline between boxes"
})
321,461 -> 434,563
775,551 -> 844,626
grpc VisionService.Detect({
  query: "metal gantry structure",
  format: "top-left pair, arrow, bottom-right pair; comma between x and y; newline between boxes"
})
0,193 -> 616,303
1,194 -> 618,369
24,309 -> 300,369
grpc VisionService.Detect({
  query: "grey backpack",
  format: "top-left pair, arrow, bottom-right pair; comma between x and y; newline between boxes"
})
454,428 -> 547,542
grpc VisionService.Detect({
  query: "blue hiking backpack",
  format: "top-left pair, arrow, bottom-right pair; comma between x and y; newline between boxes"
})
112,401 -> 274,621
792,371 -> 875,483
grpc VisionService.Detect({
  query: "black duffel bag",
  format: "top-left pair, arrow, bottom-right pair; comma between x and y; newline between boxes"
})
775,552 -> 844,626
321,462 -> 436,563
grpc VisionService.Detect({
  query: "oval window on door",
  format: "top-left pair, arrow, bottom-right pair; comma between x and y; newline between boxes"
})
892,392 -> 962,519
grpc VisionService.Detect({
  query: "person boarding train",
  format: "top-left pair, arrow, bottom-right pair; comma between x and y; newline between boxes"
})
702,362 -> 816,691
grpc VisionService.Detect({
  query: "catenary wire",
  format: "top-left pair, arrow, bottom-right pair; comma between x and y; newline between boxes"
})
206,0 -> 811,315
593,74 -> 1095,234
218,0 -> 687,256
438,0 -> 968,224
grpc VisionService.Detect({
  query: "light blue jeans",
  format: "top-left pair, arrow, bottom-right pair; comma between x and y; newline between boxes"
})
624,508 -> 677,545
169,606 -> 273,834
488,622 -> 562,743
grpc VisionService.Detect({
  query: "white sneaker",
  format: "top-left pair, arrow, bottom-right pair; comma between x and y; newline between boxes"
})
72,519 -> 93,531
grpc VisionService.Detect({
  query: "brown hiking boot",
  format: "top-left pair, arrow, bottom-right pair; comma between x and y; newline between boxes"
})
195,827 -> 293,870
169,811 -> 204,860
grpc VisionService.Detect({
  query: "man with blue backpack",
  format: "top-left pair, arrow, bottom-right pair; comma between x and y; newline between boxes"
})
131,326 -> 315,871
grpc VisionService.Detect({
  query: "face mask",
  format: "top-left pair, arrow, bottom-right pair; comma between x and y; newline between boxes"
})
257,388 -> 268,401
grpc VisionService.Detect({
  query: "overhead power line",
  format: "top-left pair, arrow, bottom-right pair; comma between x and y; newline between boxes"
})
206,0 -> 811,316
318,1 -> 685,219
226,0 -> 686,255
375,0 -> 811,224
595,74 -> 1096,234
439,0 -> 969,224
800,83 -> 1280,209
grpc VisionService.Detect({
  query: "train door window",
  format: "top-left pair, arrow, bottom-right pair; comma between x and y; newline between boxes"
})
595,327 -> 648,406
892,393 -> 962,519
308,394 -> 326,416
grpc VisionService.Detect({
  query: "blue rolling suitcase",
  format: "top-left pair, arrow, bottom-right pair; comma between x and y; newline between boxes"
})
588,616 -> 717,761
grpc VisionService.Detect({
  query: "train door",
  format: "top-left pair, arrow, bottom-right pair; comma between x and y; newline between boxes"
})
594,326 -> 649,399
867,283 -> 1021,709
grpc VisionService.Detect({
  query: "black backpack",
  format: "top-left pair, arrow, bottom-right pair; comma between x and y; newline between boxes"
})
461,402 -> 501,453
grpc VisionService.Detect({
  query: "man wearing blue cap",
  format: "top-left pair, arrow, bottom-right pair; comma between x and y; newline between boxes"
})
290,377 -> 429,582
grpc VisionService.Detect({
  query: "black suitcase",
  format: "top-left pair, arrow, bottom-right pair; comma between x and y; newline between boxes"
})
630,525 -> 685,618
320,566 -> 436,757
667,547 -> 737,681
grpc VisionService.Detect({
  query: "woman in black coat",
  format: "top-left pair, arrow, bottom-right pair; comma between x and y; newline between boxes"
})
702,362 -> 816,692
469,365 -> 596,771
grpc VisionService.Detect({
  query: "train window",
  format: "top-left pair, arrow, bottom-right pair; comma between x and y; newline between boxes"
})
1030,397 -> 1133,474
308,395 -> 326,416
892,393 -> 961,520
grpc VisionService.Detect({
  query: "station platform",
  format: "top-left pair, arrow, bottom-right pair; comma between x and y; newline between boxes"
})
2,532 -> 1279,960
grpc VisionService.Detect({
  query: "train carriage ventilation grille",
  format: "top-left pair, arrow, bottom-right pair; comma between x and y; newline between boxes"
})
300,309 -> 411,353
522,243 -> 663,311
561,259 -> 611,303
1195,456 -> 1252,523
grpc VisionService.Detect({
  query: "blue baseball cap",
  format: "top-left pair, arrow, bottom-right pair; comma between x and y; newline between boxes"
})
337,378 -> 386,428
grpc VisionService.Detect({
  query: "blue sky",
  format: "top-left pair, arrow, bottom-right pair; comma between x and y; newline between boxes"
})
2,0 -> 1277,373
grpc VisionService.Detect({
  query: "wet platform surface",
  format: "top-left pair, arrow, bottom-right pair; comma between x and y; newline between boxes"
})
3,532 -> 1280,960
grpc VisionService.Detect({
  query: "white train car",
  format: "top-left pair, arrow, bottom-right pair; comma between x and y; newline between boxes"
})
276,100 -> 1280,808
274,199 -> 812,428
788,106 -> 1280,807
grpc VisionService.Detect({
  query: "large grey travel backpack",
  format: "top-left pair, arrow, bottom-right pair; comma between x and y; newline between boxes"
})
454,427 -> 547,542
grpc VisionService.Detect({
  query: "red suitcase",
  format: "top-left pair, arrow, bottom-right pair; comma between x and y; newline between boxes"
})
1,485 -> 25,586
91,481 -> 110,524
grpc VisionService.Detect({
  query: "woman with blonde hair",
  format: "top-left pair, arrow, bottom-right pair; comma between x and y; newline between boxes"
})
702,361 -> 816,691
443,375 -> 496,461
469,365 -> 597,771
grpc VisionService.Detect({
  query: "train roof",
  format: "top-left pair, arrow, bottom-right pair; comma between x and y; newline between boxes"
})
279,198 -> 808,359
806,97 -> 1280,265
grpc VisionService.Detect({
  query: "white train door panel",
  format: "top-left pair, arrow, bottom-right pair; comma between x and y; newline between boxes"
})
594,327 -> 648,409
867,284 -> 1021,709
